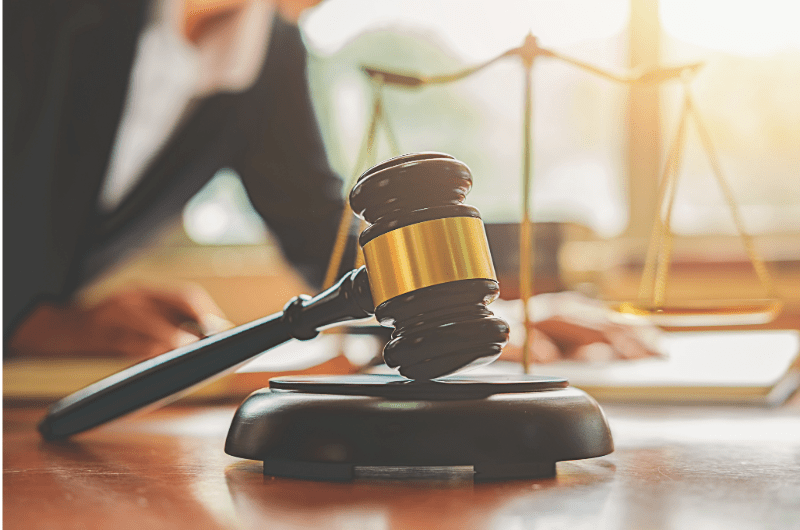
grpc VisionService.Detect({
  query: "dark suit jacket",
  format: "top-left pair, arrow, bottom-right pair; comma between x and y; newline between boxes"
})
3,1 -> 349,341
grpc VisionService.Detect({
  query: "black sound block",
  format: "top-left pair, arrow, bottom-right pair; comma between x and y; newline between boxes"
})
225,374 -> 613,481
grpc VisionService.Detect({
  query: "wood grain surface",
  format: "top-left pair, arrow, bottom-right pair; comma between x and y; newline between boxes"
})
4,399 -> 800,530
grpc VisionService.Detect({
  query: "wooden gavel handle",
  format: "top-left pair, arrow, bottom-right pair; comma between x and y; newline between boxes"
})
38,267 -> 374,441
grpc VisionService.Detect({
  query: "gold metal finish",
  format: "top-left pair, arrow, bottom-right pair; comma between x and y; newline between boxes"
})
520,59 -> 534,375
322,74 -> 401,289
363,217 -> 497,306
636,80 -> 779,321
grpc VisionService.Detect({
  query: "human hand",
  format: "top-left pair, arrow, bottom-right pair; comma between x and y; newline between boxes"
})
494,292 -> 662,363
8,285 -> 232,360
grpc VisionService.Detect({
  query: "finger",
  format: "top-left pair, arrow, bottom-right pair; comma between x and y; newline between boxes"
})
602,325 -> 657,360
139,285 -> 231,335
91,300 -> 182,345
91,295 -> 201,349
532,318 -> 606,349
498,343 -> 523,363
498,329 -> 561,364
125,286 -> 204,325
197,313 -> 235,335
568,342 -> 616,362
527,328 -> 562,363
92,325 -> 200,359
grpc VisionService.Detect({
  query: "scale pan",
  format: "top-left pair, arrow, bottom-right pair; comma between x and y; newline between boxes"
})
610,299 -> 783,327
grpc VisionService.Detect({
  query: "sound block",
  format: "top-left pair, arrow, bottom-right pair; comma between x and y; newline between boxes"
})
225,374 -> 613,481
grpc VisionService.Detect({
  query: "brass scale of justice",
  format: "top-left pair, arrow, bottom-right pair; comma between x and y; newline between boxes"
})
39,33 -> 779,481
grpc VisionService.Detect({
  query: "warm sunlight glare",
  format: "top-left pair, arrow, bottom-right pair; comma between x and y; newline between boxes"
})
661,0 -> 800,56
302,0 -> 629,60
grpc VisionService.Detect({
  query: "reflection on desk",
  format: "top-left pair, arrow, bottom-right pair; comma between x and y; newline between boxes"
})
4,400 -> 800,530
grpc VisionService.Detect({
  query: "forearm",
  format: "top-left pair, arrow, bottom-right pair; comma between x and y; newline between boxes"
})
233,17 -> 353,288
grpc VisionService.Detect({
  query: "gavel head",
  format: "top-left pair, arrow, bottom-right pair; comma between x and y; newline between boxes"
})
349,152 -> 510,380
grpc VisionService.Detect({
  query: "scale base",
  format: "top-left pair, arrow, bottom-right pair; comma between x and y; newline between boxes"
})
225,374 -> 613,481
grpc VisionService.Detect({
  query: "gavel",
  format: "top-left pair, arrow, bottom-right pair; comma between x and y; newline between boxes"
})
39,153 -> 510,440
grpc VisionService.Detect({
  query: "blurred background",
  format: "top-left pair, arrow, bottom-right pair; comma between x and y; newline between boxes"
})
82,0 -> 800,325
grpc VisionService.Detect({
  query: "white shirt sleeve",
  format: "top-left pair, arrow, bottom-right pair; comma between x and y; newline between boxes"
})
98,0 -> 274,212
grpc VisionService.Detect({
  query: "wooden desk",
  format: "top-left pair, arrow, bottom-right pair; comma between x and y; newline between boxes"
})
4,400 -> 800,530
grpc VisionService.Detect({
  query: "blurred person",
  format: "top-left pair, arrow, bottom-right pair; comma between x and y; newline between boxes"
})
3,0 -> 657,363
4,0 -> 344,358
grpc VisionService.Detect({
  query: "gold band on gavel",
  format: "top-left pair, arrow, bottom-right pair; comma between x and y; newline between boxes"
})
362,217 -> 497,306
